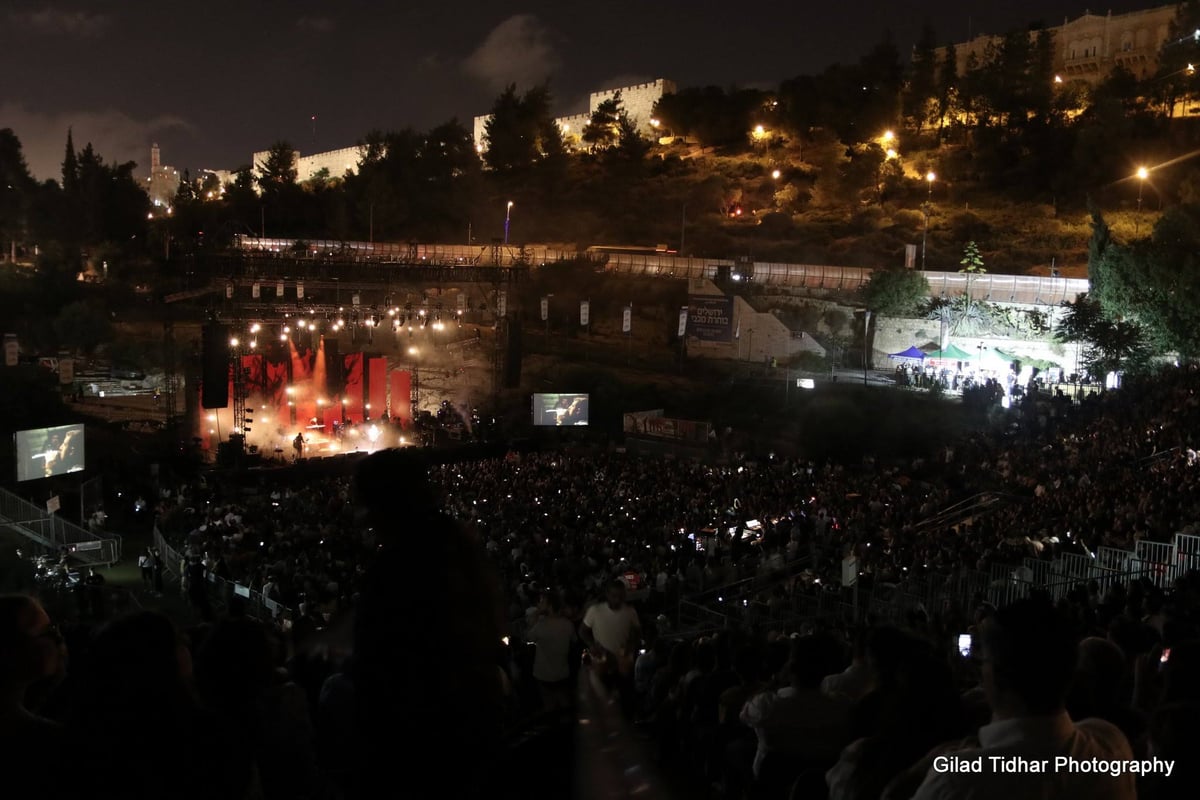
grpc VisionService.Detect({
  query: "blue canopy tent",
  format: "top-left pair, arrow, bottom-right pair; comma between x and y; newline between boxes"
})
887,346 -> 928,363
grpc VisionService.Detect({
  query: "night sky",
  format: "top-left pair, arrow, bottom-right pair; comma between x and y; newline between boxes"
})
1,0 -> 1155,180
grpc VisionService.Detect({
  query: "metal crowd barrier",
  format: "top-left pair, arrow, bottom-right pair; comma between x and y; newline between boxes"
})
152,526 -> 286,622
0,487 -> 121,567
697,530 -> 1200,632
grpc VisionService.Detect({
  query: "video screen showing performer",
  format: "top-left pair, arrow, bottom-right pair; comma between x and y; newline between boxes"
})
532,394 -> 589,427
15,424 -> 85,481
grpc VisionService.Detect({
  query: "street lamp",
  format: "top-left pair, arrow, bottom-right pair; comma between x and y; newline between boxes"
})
504,200 -> 513,244
1136,166 -> 1148,235
922,171 -> 936,269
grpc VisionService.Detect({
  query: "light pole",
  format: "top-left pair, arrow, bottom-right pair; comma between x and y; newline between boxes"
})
1135,167 -> 1148,236
503,200 -> 513,244
922,171 -> 936,269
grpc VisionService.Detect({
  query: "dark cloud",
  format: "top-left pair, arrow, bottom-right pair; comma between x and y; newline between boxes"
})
8,7 -> 111,38
2,104 -> 192,180
463,14 -> 560,92
296,16 -> 336,33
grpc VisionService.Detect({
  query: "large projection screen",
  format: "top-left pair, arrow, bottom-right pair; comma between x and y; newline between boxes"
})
15,424 -> 85,481
532,394 -> 589,427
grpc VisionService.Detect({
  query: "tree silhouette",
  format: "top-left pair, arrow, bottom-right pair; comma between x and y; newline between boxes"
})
583,93 -> 623,151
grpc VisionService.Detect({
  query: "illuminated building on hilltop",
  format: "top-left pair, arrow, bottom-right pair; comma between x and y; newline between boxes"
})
936,5 -> 1177,85
146,143 -> 180,208
250,144 -> 369,186
472,78 -> 677,153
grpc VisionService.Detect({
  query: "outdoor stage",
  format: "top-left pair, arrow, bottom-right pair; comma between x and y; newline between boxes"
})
198,336 -> 414,459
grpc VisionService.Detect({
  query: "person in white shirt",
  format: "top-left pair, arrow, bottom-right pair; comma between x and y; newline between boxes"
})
137,549 -> 154,589
582,581 -> 641,663
526,592 -> 576,711
581,580 -> 641,711
894,596 -> 1136,800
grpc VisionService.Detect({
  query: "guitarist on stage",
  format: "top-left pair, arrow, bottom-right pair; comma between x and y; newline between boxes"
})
581,579 -> 642,714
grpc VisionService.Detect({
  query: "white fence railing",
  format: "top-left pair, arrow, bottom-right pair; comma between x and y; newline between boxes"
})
0,487 -> 121,566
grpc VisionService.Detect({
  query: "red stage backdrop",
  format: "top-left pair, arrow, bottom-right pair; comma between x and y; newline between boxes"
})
390,369 -> 412,426
241,354 -> 264,395
368,358 -> 387,420
294,346 -> 316,425
343,353 -> 364,424
266,359 -> 289,423
393,371 -> 417,429
323,406 -> 339,434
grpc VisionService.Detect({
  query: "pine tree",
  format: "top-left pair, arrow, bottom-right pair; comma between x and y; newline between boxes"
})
62,128 -> 79,197
936,44 -> 958,136
904,23 -> 938,132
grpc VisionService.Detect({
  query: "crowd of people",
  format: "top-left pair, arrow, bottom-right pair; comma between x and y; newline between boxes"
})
5,365 -> 1200,798
154,364 -> 1200,638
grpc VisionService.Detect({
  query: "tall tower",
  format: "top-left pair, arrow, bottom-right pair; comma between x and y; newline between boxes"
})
151,143 -> 161,171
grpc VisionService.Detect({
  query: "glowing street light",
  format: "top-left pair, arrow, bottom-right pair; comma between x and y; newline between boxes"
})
504,200 -> 514,244
1136,166 -> 1149,234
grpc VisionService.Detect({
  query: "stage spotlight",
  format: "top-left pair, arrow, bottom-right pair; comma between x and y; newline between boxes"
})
280,334 -> 288,342
250,323 -> 261,334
